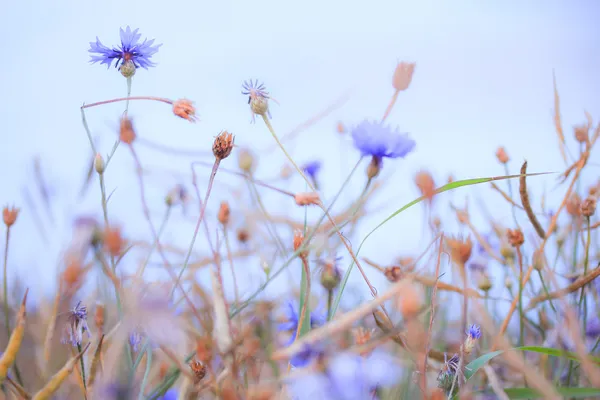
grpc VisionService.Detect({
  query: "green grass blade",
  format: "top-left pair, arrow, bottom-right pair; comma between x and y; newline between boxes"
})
503,387 -> 600,399
330,172 -> 551,318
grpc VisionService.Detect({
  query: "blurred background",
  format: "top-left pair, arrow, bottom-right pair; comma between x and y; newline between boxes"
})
0,0 -> 599,307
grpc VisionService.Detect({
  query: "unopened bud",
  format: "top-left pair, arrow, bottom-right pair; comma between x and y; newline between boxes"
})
566,194 -> 581,217
506,228 -> 524,247
94,153 -> 105,174
477,274 -> 492,292
218,201 -> 230,225
250,97 -> 269,116
533,252 -> 544,271
320,262 -> 341,291
120,60 -> 136,78
238,148 -> 256,173
574,124 -> 589,143
446,236 -> 473,265
2,206 -> 19,227
397,283 -> 422,318
294,192 -> 321,206
293,229 -> 309,259
504,277 -> 513,290
119,117 -> 136,144
392,62 -> 416,91
500,244 -> 514,261
495,147 -> 509,164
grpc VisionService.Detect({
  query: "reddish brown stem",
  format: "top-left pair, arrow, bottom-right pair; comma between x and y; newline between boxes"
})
82,96 -> 173,109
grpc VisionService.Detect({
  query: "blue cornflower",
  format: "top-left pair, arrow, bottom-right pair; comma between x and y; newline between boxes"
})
287,350 -> 402,400
158,389 -> 178,400
302,161 -> 322,181
89,26 -> 161,71
467,324 -> 481,340
61,301 -> 90,347
278,300 -> 326,367
350,120 -> 416,160
241,79 -> 270,101
129,330 -> 143,352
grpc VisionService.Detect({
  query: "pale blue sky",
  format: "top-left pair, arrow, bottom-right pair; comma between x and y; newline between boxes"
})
1,1 -> 599,306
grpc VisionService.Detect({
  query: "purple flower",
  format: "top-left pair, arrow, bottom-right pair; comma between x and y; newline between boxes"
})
159,389 -> 178,400
278,299 -> 326,343
586,318 -> 600,338
290,343 -> 325,368
467,324 -> 481,340
89,26 -> 161,70
351,120 -> 416,160
241,79 -> 270,101
61,301 -> 90,347
302,161 -> 322,181
287,350 -> 401,399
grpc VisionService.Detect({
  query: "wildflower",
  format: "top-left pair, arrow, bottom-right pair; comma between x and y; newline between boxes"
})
119,117 -> 136,144
278,300 -> 325,366
242,79 -> 272,122
88,26 -> 161,75
581,196 -> 597,217
446,236 -> 473,265
62,301 -> 90,347
392,61 -> 416,91
2,206 -> 19,227
464,324 -> 481,354
293,229 -> 309,259
159,389 -> 178,400
172,99 -> 197,122
319,258 -> 342,291
302,161 -> 322,181
213,131 -> 235,160
238,148 -> 256,173
129,330 -> 143,352
351,120 -> 415,159
437,352 -> 461,392
287,350 -> 402,399
217,201 -> 230,225
506,228 -> 524,247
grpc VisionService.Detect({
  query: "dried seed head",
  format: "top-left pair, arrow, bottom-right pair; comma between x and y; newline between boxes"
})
250,96 -> 269,116
384,266 -> 403,282
352,326 -> 372,347
581,197 -> 597,217
415,170 -> 435,202
293,229 -> 308,259
566,193 -> 582,217
574,124 -> 589,143
500,244 -> 515,261
189,359 -> 207,384
456,209 -> 469,225
477,274 -> 492,292
366,156 -> 382,179
172,98 -> 197,122
238,148 -> 256,173
446,236 -> 473,265
119,117 -> 136,144
397,283 -> 422,318
294,192 -> 321,206
2,206 -> 19,227
506,228 -> 524,247
504,276 -> 513,290
213,131 -> 235,160
495,146 -> 509,164
392,61 -> 416,91
103,226 -> 124,257
533,251 -> 544,271
120,60 -> 136,78
94,153 -> 105,174
196,336 -> 213,364
218,201 -> 231,225
336,122 -> 346,134
94,303 -> 105,333
320,261 -> 342,291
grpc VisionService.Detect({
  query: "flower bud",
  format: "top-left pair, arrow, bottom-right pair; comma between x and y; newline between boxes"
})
477,274 -> 492,292
504,277 -> 513,290
293,229 -> 309,259
566,193 -> 581,217
218,201 -> 230,225
495,147 -> 509,164
367,156 -> 381,179
238,148 -> 256,173
119,117 -> 136,144
392,62 -> 416,91
446,236 -> 473,265
581,197 -> 597,217
250,97 -> 269,117
120,60 -> 136,78
294,192 -> 321,206
506,228 -> 524,247
500,244 -> 514,261
172,99 -> 197,122
320,261 -> 342,291
574,124 -> 589,143
2,206 -> 19,227
213,131 -> 235,160
94,153 -> 105,174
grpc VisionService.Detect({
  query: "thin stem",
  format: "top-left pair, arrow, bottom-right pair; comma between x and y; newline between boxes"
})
327,289 -> 333,320
261,114 -> 316,192
223,228 -> 240,308
577,216 -> 592,331
172,158 -> 221,297
504,163 -> 519,228
77,343 -> 87,396
138,345 -> 152,400
294,257 -> 312,340
381,90 -> 399,122
2,229 -> 23,386
537,269 -> 557,314
81,96 -> 172,109
516,247 -> 525,347
139,207 -> 172,277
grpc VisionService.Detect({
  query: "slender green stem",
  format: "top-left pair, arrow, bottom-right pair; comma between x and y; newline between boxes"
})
172,159 -> 220,297
77,343 -> 87,395
139,206 -> 172,277
516,247 -> 524,347
327,289 -> 333,320
261,115 -> 316,192
578,217 -> 592,334
2,229 -> 23,385
537,269 -> 557,314
138,345 -> 152,400
504,163 -> 519,228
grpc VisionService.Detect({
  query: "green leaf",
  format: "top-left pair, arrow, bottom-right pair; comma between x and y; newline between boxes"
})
464,350 -> 504,380
516,345 -> 600,365
503,387 -> 600,399
330,172 -> 551,319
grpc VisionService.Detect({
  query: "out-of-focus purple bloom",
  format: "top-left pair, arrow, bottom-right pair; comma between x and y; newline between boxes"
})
158,389 -> 178,400
278,299 -> 326,343
89,26 -> 161,70
351,120 -> 415,160
586,318 -> 600,338
287,350 -> 402,400
302,161 -> 322,181
290,343 -> 325,368
129,331 -> 143,352
61,301 -> 90,347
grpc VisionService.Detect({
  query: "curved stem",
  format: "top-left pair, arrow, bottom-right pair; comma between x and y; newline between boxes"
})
138,345 -> 153,400
81,96 -> 172,109
382,90 -> 399,122
261,115 -> 316,192
294,257 -> 312,341
3,228 -> 23,385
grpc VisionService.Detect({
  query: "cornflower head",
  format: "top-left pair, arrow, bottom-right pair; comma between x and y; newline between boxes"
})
464,324 -> 481,355
241,79 -> 272,122
437,352 -> 460,392
287,350 -> 402,399
302,160 -> 322,181
89,26 -> 162,77
278,299 -> 326,366
61,301 -> 90,347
